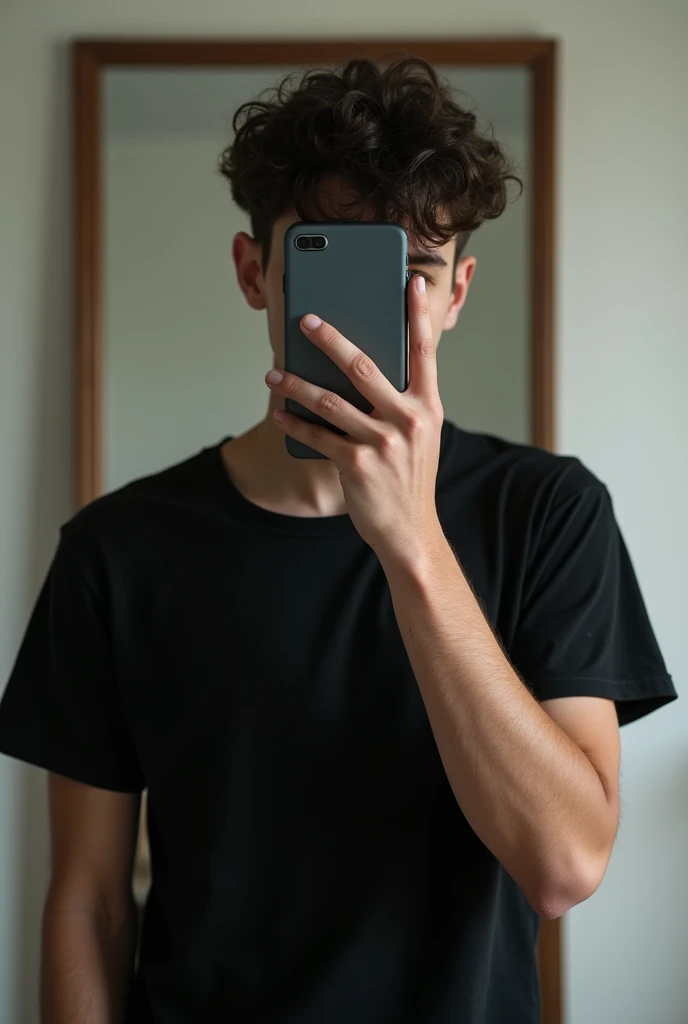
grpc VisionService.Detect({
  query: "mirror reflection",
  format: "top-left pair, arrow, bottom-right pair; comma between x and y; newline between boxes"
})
102,65 -> 530,494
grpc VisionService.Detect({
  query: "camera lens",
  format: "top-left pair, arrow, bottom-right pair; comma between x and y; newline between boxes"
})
295,236 -> 310,250
313,237 -> 326,249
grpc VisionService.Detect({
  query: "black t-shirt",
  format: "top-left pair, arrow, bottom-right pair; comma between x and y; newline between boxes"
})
0,419 -> 677,1024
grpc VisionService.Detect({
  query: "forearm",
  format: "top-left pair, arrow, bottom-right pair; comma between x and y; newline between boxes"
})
41,886 -> 138,1024
377,526 -> 618,919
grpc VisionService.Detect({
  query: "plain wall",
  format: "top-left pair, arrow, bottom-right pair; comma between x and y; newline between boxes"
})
0,2 -> 686,1023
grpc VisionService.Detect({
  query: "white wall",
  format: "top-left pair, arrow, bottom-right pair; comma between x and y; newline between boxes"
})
0,2 -> 685,1023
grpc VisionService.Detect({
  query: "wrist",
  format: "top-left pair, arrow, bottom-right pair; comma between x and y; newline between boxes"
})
374,519 -> 450,582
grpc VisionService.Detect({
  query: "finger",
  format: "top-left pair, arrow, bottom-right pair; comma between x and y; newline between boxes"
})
407,274 -> 439,400
265,369 -> 383,445
273,407 -> 349,462
300,314 -> 404,420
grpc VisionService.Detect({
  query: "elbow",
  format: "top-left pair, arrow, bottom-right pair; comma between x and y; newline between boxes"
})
529,887 -> 584,921
44,877 -> 138,933
526,850 -> 610,920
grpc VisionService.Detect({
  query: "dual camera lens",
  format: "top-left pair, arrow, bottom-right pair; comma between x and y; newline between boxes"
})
295,235 -> 328,251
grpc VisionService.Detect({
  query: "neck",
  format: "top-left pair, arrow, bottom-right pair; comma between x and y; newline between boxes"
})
220,391 -> 348,518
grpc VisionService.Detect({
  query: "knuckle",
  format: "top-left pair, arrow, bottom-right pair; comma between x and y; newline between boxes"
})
319,390 -> 341,414
352,353 -> 376,379
417,293 -> 429,315
320,327 -> 339,348
431,397 -> 445,421
404,412 -> 425,436
378,430 -> 398,456
307,422 -> 321,445
285,375 -> 302,395
429,404 -> 444,428
417,338 -> 436,360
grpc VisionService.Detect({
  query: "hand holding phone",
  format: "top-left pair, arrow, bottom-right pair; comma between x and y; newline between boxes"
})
267,265 -> 444,559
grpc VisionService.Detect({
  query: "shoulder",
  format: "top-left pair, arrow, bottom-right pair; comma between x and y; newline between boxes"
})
438,418 -> 609,515
58,444 -> 217,566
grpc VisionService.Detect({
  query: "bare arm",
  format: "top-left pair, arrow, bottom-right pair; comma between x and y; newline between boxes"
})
377,531 -> 621,921
263,244 -> 624,920
41,773 -> 142,1024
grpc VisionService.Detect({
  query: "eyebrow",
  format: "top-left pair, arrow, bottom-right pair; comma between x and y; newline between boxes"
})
407,251 -> 448,269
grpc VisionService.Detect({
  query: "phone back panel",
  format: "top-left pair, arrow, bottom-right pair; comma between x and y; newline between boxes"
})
283,221 -> 408,459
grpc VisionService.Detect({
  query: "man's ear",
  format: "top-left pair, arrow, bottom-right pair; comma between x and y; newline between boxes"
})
232,232 -> 267,311
443,255 -> 477,332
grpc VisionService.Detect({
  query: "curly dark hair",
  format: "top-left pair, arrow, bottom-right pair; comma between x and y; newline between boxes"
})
217,55 -> 522,273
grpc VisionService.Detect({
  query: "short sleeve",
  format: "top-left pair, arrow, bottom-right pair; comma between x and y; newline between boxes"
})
0,525 -> 144,791
510,481 -> 678,726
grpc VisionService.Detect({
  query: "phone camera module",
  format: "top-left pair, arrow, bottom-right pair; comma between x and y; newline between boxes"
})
295,234 -> 327,250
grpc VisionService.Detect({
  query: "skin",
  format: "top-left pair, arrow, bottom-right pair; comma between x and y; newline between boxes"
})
42,174 -> 621,1021
42,776 -> 140,1022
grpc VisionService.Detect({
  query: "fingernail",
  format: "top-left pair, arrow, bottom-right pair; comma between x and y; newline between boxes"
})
302,314 -> 322,331
416,275 -> 426,293
265,369 -> 284,384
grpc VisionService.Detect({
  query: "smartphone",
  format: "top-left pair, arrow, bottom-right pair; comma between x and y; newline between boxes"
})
283,221 -> 409,459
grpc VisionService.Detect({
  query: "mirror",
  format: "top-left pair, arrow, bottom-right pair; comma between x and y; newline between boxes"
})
100,65 -> 532,491
75,37 -> 557,1022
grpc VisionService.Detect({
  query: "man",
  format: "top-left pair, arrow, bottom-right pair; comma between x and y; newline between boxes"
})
0,56 -> 677,1024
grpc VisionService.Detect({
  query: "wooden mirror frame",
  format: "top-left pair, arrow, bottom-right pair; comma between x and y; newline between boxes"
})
73,37 -> 560,1024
